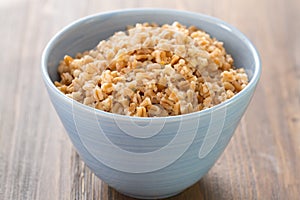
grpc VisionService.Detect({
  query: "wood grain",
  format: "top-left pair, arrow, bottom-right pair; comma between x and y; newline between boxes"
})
0,0 -> 299,199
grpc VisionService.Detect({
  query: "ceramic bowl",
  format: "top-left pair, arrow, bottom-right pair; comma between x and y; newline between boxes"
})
41,9 -> 261,199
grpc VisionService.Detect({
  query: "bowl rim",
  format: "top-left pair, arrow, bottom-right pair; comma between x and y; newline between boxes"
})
41,8 -> 261,121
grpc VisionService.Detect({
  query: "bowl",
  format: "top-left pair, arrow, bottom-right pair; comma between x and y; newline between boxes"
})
41,9 -> 261,199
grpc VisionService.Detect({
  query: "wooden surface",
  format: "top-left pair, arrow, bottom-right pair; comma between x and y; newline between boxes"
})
0,0 -> 299,199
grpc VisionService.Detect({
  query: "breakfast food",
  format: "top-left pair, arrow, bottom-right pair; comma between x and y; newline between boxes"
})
55,22 -> 248,117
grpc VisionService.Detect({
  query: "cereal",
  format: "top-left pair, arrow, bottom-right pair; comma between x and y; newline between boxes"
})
55,22 -> 249,117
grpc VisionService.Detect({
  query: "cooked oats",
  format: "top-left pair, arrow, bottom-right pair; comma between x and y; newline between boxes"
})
55,22 -> 248,117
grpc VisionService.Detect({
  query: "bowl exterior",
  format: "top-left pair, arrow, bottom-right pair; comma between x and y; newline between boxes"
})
42,9 -> 261,199
46,83 -> 255,199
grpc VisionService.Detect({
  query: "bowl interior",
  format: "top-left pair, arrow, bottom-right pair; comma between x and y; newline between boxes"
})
43,9 -> 260,87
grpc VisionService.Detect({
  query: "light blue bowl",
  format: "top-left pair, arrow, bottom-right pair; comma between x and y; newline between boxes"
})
41,9 -> 261,199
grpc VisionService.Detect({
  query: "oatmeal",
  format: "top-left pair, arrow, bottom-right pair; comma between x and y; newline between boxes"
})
55,22 -> 248,117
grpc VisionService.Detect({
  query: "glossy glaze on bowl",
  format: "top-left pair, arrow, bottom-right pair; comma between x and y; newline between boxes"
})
41,9 -> 261,199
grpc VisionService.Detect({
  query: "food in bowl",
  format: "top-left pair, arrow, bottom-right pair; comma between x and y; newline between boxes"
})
55,22 -> 248,117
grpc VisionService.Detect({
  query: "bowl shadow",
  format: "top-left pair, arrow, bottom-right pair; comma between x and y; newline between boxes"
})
71,149 -> 232,200
107,174 -> 230,200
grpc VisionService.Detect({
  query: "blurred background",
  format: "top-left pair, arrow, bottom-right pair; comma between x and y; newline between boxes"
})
0,0 -> 299,199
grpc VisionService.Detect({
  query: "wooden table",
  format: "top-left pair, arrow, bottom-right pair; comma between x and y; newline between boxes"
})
0,0 -> 299,199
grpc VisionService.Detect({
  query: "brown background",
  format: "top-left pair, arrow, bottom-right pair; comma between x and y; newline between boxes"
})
0,0 -> 299,199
